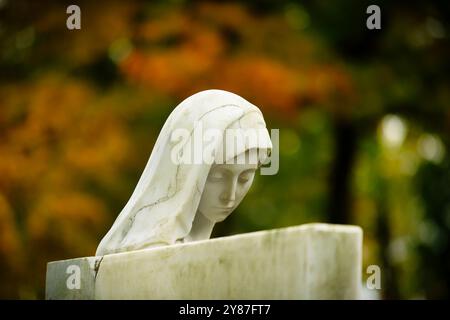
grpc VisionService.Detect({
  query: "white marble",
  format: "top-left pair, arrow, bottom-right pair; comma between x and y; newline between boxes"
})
96,90 -> 272,256
46,256 -> 101,300
46,223 -> 363,300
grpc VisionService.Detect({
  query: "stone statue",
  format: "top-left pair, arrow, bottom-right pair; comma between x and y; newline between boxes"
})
96,90 -> 272,256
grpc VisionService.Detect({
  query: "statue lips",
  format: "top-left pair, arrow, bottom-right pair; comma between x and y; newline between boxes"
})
216,207 -> 233,211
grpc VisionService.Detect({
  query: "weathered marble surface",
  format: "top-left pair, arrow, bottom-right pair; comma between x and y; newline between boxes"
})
46,256 -> 101,300
46,223 -> 363,300
96,90 -> 272,256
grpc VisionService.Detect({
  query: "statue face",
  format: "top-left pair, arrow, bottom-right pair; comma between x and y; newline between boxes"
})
198,150 -> 258,223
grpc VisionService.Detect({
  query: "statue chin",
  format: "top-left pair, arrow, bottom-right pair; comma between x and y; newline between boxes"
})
207,210 -> 232,223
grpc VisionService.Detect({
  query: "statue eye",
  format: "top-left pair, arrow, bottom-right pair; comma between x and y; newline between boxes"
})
238,170 -> 255,183
208,169 -> 225,182
238,176 -> 249,183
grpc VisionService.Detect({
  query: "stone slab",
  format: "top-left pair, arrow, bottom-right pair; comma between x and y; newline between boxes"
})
46,223 -> 363,300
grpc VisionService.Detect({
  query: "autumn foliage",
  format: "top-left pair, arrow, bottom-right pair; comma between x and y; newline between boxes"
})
0,0 -> 449,299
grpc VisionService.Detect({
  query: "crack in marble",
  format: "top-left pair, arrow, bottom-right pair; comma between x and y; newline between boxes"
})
93,256 -> 104,281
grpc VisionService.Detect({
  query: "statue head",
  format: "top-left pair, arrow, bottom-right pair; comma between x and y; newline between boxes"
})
96,90 -> 272,255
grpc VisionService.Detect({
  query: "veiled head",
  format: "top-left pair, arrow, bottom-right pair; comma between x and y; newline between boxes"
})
96,90 -> 272,255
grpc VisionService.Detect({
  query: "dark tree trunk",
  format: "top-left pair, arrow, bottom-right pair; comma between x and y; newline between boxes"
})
328,118 -> 357,224
376,196 -> 400,299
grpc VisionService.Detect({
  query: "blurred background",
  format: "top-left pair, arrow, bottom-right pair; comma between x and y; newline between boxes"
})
0,0 -> 449,299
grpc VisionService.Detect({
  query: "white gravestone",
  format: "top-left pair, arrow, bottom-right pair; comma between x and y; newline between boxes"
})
46,223 -> 362,299
46,91 -> 363,299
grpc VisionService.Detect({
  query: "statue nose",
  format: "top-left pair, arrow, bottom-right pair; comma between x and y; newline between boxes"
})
221,178 -> 238,204
224,192 -> 235,203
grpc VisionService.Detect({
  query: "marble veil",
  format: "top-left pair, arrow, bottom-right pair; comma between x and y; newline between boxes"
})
96,90 -> 272,256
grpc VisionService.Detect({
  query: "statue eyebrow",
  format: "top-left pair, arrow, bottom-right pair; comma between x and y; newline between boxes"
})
241,168 -> 256,174
210,166 -> 230,175
211,166 -> 257,177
